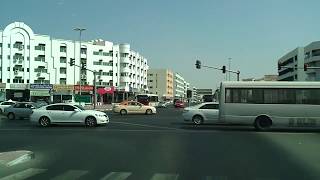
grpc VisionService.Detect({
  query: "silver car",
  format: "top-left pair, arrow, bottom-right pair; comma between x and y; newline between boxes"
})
4,102 -> 39,120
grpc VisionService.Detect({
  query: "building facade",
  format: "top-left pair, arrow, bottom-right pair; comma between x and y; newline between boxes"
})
147,69 -> 174,100
0,22 -> 148,103
242,75 -> 278,81
173,73 -> 186,99
277,47 -> 305,81
304,41 -> 320,81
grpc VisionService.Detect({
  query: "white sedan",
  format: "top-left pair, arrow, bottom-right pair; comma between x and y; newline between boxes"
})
30,103 -> 109,127
0,100 -> 16,114
182,102 -> 219,125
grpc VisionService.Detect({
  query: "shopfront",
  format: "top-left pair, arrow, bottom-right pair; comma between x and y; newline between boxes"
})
97,86 -> 115,104
6,84 -> 30,102
74,85 -> 94,103
30,84 -> 53,103
52,85 -> 74,103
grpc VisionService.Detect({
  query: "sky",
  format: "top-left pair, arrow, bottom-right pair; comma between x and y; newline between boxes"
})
1,0 -> 320,89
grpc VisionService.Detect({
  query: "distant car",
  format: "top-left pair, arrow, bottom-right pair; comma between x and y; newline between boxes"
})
174,100 -> 185,108
30,103 -> 109,127
113,101 -> 157,115
0,100 -> 16,114
157,101 -> 170,108
4,102 -> 40,120
182,102 -> 219,125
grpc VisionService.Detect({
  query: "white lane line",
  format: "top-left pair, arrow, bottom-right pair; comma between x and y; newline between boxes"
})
100,172 -> 132,180
0,168 -> 46,180
150,173 -> 179,180
110,121 -> 182,130
50,170 -> 88,180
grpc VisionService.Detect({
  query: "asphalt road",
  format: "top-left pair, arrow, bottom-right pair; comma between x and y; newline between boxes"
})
1,107 -> 320,180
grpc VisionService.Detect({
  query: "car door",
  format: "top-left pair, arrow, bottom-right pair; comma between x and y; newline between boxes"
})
136,102 -> 145,114
127,102 -> 139,113
62,105 -> 82,123
199,104 -> 219,121
24,104 -> 36,118
46,105 -> 65,123
12,103 -> 26,117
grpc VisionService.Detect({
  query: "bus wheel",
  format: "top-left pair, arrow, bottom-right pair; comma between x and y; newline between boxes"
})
254,115 -> 272,131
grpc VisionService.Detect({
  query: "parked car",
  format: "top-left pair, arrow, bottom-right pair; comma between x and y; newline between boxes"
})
30,103 -> 109,127
0,100 -> 17,114
4,102 -> 40,120
182,102 -> 219,125
113,101 -> 157,115
174,100 -> 185,108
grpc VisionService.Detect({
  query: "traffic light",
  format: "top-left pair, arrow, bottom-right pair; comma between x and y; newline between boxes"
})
222,65 -> 226,73
69,58 -> 75,66
304,64 -> 308,71
195,60 -> 201,69
81,62 -> 87,70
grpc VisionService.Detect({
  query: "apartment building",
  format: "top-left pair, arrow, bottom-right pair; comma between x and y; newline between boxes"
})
147,69 -> 174,100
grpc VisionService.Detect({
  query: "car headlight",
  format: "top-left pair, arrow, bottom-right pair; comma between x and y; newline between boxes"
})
95,114 -> 105,117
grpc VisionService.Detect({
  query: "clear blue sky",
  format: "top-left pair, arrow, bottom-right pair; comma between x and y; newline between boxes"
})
1,0 -> 320,89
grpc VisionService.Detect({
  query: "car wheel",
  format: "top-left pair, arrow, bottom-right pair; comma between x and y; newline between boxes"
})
192,115 -> 203,125
254,115 -> 272,131
146,109 -> 152,115
39,116 -> 51,127
120,109 -> 127,115
7,113 -> 15,120
85,116 -> 97,127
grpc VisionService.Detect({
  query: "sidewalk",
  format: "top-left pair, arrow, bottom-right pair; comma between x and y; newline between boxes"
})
0,150 -> 34,167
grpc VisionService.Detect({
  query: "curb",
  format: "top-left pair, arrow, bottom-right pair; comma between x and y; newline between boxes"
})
0,150 -> 34,167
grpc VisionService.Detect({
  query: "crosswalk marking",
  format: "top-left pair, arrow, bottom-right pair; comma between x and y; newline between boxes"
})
0,168 -> 46,180
150,173 -> 179,180
100,172 -> 132,180
50,170 -> 88,180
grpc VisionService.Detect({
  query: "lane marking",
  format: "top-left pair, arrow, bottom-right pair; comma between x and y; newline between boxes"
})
150,173 -> 179,180
50,170 -> 88,180
0,168 -> 46,180
110,121 -> 182,130
100,172 -> 132,180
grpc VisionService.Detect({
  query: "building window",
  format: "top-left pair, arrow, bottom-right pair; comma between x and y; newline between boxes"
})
60,46 -> 67,52
8,44 -> 10,48
0,43 -> 2,47
312,49 -> 320,57
60,78 -> 66,84
27,80 -> 29,83
7,67 -> 10,71
81,48 -> 87,54
27,57 -> 30,61
60,57 -> 67,63
35,55 -> 45,62
7,55 -> 10,60
60,67 -> 66,74
27,68 -> 29,72
305,52 -> 310,59
27,45 -> 30,49
7,79 -> 10,83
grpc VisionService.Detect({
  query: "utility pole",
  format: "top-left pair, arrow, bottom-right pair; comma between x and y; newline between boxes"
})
228,58 -> 232,81
73,27 -> 86,105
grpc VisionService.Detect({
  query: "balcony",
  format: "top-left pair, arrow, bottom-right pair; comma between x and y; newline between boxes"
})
120,76 -> 131,82
120,57 -> 131,64
305,56 -> 320,64
121,67 -> 131,73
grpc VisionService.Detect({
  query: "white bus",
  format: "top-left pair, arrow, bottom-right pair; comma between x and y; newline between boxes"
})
136,94 -> 159,107
219,81 -> 320,130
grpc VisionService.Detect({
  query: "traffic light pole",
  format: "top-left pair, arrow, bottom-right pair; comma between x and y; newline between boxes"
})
201,65 -> 241,81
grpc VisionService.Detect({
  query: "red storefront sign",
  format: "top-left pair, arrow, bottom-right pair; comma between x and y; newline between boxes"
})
97,86 -> 115,95
74,85 -> 94,91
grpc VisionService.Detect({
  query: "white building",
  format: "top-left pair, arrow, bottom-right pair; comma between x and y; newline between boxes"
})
173,73 -> 186,99
0,22 -> 148,102
304,41 -> 320,81
277,47 -> 305,81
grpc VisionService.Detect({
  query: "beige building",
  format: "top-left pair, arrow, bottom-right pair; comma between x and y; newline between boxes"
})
147,69 -> 174,100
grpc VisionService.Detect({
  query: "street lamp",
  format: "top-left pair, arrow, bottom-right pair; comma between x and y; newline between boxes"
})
73,27 -> 86,104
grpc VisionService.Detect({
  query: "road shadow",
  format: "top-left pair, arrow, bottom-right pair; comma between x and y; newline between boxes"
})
174,122 -> 320,133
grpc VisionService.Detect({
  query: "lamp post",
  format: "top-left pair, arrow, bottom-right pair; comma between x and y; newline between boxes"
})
73,27 -> 86,105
